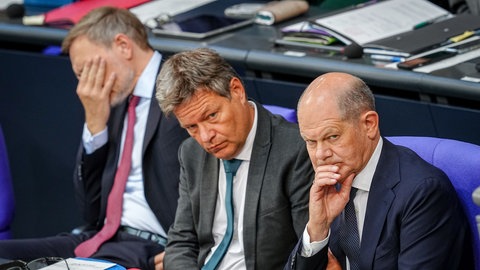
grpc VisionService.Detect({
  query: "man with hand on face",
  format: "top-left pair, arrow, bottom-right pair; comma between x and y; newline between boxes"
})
285,72 -> 473,270
0,7 -> 188,270
155,48 -> 314,270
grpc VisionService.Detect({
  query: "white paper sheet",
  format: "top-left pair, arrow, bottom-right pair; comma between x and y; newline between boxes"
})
315,0 -> 451,45
39,258 -> 117,270
130,0 -> 216,24
0,0 -> 22,9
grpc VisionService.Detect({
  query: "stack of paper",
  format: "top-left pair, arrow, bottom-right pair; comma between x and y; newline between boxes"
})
281,0 -> 469,57
362,14 -> 480,56
314,0 -> 450,47
280,21 -> 342,45
40,258 -> 125,270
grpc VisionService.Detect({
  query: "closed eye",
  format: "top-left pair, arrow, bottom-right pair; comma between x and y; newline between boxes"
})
305,139 -> 316,146
185,124 -> 197,132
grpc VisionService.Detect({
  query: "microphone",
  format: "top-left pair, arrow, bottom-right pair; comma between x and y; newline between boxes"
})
342,43 -> 364,59
473,186 -> 480,206
310,42 -> 364,59
6,3 -> 25,19
275,39 -> 364,59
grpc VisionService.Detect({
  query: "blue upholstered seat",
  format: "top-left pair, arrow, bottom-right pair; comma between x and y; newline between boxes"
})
0,125 -> 14,239
263,104 -> 297,123
387,136 -> 480,269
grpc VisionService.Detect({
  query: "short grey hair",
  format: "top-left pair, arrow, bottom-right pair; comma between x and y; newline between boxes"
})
156,48 -> 241,116
337,76 -> 375,121
61,6 -> 151,53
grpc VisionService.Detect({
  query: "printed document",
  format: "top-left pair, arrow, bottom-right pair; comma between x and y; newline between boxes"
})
130,0 -> 216,24
314,0 -> 450,45
39,258 -> 119,270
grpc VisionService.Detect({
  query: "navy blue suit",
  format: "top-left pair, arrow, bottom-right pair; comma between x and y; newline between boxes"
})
286,138 -> 473,270
0,80 -> 189,270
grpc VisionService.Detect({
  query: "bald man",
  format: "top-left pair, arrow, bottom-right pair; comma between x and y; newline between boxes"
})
285,72 -> 473,270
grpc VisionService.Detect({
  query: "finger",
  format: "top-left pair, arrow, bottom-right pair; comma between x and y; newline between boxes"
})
310,181 -> 337,203
154,252 -> 165,270
314,164 -> 339,174
313,170 -> 341,186
344,172 -> 355,186
154,251 -> 165,263
96,57 -> 110,98
327,249 -> 341,270
86,56 -> 101,90
327,248 -> 338,262
77,58 -> 93,95
102,71 -> 116,99
339,173 -> 356,199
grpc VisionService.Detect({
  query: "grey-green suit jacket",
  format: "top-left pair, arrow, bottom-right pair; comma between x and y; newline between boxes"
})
164,101 -> 314,270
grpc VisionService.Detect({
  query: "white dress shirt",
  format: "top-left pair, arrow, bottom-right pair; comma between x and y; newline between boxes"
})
82,51 -> 166,237
301,138 -> 384,269
204,101 -> 258,270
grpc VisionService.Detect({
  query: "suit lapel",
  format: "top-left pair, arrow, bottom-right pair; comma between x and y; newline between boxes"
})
143,93 -> 161,154
143,65 -> 162,154
200,154 -> 221,240
109,100 -> 129,167
360,140 -> 400,269
242,102 -> 272,268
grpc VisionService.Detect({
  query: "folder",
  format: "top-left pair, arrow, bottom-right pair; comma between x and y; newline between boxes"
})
363,15 -> 480,57
313,0 -> 450,47
39,0 -> 150,27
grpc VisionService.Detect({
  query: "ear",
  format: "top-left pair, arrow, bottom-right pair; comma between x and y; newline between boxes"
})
229,77 -> 246,101
363,111 -> 379,139
113,33 -> 133,59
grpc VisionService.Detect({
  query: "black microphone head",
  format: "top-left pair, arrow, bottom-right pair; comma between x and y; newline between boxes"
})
343,43 -> 364,59
6,3 -> 25,19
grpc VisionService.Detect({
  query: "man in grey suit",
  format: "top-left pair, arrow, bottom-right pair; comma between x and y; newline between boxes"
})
155,48 -> 314,270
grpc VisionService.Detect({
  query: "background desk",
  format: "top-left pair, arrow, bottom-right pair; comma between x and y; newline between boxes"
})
1,0 -> 480,238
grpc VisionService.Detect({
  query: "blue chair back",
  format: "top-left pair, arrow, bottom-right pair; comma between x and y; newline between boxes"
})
0,125 -> 14,239
387,136 -> 480,269
263,104 -> 297,123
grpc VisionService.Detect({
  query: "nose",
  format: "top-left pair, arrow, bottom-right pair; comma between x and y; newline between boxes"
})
315,143 -> 333,162
198,124 -> 214,143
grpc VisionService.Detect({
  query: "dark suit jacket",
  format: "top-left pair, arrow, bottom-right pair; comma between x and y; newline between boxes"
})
73,86 -> 189,236
164,101 -> 314,270
286,138 -> 473,270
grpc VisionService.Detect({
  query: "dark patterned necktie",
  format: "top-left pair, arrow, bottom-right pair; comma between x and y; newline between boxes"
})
202,159 -> 242,270
339,187 -> 360,270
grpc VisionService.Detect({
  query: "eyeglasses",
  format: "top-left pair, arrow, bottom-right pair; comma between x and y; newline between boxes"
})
2,257 -> 70,270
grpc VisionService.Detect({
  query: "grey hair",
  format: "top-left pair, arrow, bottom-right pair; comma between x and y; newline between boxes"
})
156,48 -> 241,116
337,76 -> 376,121
61,6 -> 151,53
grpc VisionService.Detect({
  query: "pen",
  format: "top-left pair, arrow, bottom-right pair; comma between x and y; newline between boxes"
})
370,54 -> 405,62
440,30 -> 476,46
412,14 -> 450,30
449,30 -> 475,43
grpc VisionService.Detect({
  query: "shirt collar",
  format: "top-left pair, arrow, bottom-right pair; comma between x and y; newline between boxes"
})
353,137 -> 383,192
132,51 -> 162,99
